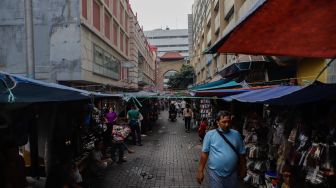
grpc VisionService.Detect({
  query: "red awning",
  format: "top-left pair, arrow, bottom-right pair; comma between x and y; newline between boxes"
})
207,0 -> 336,58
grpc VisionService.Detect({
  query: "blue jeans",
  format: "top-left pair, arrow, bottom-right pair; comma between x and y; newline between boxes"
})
208,169 -> 238,188
130,120 -> 141,145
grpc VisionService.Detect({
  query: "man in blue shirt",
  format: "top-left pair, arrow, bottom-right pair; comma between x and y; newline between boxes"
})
197,111 -> 246,188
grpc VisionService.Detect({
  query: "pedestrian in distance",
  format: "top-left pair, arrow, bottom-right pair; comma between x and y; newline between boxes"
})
198,117 -> 208,141
103,106 -> 117,155
197,111 -> 247,188
169,101 -> 177,121
183,104 -> 193,133
105,106 -> 117,126
127,105 -> 143,146
175,101 -> 181,117
181,100 -> 186,117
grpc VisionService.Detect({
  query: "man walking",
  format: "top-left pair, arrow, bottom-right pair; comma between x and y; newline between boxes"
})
181,100 -> 186,116
127,105 -> 142,146
183,104 -> 193,133
197,111 -> 246,188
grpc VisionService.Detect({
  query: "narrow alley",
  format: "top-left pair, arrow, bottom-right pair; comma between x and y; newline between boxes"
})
92,111 -> 209,188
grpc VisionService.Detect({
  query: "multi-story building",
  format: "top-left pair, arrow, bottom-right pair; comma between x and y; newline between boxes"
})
191,0 -> 333,85
129,9 -> 156,89
191,0 -> 257,84
0,0 -> 155,91
144,28 -> 189,91
144,28 -> 189,59
79,0 -> 133,90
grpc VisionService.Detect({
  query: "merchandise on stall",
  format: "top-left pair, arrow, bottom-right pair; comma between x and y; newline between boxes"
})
240,106 -> 336,188
199,99 -> 212,119
243,114 -> 269,188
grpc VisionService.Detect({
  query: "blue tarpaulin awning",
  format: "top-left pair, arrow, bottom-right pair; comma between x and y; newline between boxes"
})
223,82 -> 336,105
193,85 -> 273,97
194,88 -> 249,97
223,86 -> 301,103
0,71 -> 120,103
190,79 -> 230,91
195,81 -> 240,91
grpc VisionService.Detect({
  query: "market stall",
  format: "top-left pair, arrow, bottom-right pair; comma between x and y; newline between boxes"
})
0,71 -> 123,180
222,84 -> 336,188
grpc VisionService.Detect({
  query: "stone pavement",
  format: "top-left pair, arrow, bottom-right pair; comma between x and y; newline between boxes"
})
92,111 -> 209,188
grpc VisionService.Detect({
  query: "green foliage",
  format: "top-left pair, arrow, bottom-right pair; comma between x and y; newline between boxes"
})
167,64 -> 195,90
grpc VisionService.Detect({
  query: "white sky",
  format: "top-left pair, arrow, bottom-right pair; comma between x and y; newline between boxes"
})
129,0 -> 194,31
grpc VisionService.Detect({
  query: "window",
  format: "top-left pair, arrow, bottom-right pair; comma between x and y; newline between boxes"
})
120,4 -> 124,27
125,37 -> 129,56
121,67 -> 129,80
104,0 -> 109,6
94,45 -> 104,66
155,44 -> 189,48
113,22 -> 118,46
124,11 -> 128,32
147,35 -> 188,39
113,0 -> 117,17
82,0 -> 87,19
93,1 -> 101,31
120,31 -> 124,52
104,13 -> 111,39
93,44 -> 120,80
225,6 -> 234,21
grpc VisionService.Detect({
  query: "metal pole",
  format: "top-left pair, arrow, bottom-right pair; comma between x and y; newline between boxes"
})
25,0 -> 38,178
25,0 -> 35,79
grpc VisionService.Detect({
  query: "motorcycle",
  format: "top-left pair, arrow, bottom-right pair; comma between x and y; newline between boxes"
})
169,111 -> 177,122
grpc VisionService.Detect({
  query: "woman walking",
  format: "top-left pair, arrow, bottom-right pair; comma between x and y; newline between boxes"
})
183,104 -> 193,133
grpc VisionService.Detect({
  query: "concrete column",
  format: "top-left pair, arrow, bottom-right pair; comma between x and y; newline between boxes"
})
24,0 -> 35,79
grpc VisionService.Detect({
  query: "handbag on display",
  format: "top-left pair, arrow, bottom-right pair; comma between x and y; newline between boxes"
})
112,125 -> 131,143
288,126 -> 298,143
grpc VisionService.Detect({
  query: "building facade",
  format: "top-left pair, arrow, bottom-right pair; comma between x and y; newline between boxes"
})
79,0 -> 133,90
158,52 -> 185,91
191,0 -> 259,84
190,0 -> 333,85
0,0 -> 156,91
144,28 -> 189,59
129,9 -> 156,89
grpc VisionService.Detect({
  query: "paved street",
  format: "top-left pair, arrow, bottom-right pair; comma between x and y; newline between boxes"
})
92,111 -> 209,188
